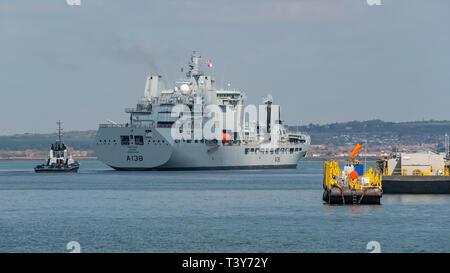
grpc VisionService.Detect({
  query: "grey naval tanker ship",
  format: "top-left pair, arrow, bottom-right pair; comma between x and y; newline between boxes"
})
94,52 -> 310,170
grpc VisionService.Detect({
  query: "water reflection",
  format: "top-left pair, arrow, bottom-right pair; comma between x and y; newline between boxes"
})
322,203 -> 383,217
385,194 -> 450,204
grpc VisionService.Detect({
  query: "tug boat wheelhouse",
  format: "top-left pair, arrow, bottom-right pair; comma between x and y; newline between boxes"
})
34,121 -> 80,173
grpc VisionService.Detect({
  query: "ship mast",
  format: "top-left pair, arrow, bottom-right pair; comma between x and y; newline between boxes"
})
186,51 -> 203,81
263,95 -> 273,134
56,120 -> 63,143
445,133 -> 449,159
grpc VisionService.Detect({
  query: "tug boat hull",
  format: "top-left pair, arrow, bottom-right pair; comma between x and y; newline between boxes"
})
323,187 -> 382,205
34,164 -> 80,173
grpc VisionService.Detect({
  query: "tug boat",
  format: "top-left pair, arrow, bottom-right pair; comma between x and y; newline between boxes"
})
34,121 -> 80,173
323,144 -> 383,205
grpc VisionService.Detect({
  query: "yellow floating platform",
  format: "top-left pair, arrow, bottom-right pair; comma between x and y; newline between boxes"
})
323,160 -> 383,205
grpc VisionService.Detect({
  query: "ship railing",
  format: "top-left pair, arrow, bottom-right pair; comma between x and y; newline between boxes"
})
362,167 -> 382,189
99,123 -> 154,129
125,108 -> 152,113
388,167 -> 449,176
323,161 -> 342,190
388,168 -> 408,176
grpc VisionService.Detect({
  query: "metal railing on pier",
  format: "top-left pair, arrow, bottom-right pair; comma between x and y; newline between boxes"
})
386,168 -> 450,176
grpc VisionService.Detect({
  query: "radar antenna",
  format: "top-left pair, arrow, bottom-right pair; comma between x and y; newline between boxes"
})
186,51 -> 203,79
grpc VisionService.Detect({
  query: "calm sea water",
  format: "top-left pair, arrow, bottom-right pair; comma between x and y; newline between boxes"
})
0,160 -> 448,253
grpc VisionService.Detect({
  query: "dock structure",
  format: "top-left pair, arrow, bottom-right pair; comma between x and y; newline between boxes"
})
377,152 -> 450,194
381,175 -> 450,194
323,160 -> 383,205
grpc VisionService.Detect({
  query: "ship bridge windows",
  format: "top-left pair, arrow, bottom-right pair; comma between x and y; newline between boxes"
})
289,137 -> 306,143
120,136 -> 130,145
135,136 -> 144,145
217,93 -> 241,99
157,121 -> 174,128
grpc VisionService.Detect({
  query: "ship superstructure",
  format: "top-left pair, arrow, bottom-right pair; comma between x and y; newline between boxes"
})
94,52 -> 310,170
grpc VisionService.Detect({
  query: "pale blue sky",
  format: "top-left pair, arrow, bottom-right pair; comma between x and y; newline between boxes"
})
1,0 -> 449,134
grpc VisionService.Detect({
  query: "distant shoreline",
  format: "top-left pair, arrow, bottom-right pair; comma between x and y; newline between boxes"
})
0,157 -> 97,161
1,156 -> 378,162
301,156 -> 379,162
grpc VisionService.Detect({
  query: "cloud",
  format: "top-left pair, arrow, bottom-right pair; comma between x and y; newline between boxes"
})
179,0 -> 359,23
102,35 -> 160,72
260,1 -> 346,21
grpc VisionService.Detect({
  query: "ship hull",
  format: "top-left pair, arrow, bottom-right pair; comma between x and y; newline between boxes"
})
94,126 -> 174,169
111,164 -> 298,171
94,127 -> 309,171
322,188 -> 382,205
382,175 -> 450,194
34,165 -> 79,173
